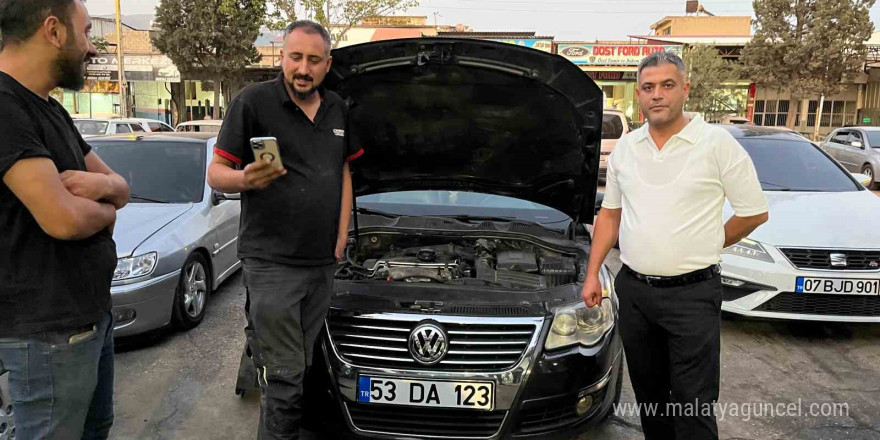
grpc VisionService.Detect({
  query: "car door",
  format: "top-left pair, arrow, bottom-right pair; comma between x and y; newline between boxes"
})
206,144 -> 241,280
841,131 -> 868,173
824,130 -> 846,160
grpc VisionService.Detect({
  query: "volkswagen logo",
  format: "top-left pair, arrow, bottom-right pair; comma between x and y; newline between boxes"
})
408,322 -> 448,365
830,253 -> 848,267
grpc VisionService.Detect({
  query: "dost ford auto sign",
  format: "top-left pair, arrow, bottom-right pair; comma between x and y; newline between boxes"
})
558,44 -> 682,66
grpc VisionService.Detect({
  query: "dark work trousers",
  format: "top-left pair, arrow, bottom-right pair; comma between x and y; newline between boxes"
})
616,266 -> 722,440
242,258 -> 335,440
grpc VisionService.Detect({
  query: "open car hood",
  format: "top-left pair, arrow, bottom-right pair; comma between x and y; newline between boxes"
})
326,38 -> 603,223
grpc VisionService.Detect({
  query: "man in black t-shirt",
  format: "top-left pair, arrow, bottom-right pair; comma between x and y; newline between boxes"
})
208,21 -> 361,440
0,1 -> 129,438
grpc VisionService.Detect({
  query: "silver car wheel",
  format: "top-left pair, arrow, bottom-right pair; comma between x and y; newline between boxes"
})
183,261 -> 208,319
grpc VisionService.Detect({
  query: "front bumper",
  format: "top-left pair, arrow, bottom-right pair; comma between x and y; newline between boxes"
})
720,251 -> 880,323
110,270 -> 179,337
307,313 -> 623,439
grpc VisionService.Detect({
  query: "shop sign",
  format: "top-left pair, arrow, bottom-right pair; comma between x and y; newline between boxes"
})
557,44 -> 682,66
586,71 -> 637,81
489,38 -> 553,52
86,54 -> 181,82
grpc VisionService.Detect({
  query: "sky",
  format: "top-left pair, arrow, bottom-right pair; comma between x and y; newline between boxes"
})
85,0 -> 880,41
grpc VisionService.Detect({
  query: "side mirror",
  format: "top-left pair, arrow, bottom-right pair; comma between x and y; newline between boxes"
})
851,173 -> 872,187
851,141 -> 864,149
211,191 -> 241,205
594,192 -> 605,215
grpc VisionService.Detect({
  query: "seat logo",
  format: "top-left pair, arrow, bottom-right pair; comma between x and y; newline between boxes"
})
830,253 -> 848,267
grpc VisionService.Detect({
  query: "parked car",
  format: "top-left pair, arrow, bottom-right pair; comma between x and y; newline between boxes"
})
718,125 -> 880,323
284,38 -> 623,440
89,133 -> 241,337
600,109 -> 630,183
820,126 -> 880,189
132,117 -> 176,133
176,119 -> 223,133
73,118 -> 148,138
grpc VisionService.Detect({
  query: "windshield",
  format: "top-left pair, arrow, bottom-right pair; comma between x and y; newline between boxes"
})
866,132 -> 880,147
357,191 -> 571,229
91,141 -> 207,203
602,114 -> 624,139
74,120 -> 108,136
737,137 -> 860,192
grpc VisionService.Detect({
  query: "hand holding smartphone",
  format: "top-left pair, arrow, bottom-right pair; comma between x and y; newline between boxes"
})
243,137 -> 286,190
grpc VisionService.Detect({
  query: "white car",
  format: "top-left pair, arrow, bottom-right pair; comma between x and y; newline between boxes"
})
176,119 -> 223,133
718,125 -> 880,322
132,118 -> 175,133
73,118 -> 148,138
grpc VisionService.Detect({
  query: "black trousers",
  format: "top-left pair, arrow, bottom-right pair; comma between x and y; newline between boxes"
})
616,266 -> 722,440
242,258 -> 335,440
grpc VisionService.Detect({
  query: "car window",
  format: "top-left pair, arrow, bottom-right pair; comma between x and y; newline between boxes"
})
848,131 -> 863,146
737,137 -> 860,192
148,122 -> 161,131
91,141 -> 207,203
831,130 -> 850,144
866,132 -> 880,148
602,114 -> 624,140
358,191 -> 571,228
130,123 -> 145,133
73,120 -> 108,136
115,124 -> 131,134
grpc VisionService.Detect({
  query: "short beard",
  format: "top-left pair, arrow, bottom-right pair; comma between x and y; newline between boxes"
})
289,82 -> 318,100
55,41 -> 87,90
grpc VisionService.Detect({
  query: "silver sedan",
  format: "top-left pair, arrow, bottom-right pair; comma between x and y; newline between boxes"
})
820,127 -> 880,189
90,133 -> 241,337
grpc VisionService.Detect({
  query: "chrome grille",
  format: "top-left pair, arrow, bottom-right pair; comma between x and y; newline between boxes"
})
327,310 -> 541,371
780,248 -> 880,271
755,292 -> 880,317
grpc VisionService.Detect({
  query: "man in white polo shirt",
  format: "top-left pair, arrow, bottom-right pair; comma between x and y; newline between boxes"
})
582,51 -> 768,439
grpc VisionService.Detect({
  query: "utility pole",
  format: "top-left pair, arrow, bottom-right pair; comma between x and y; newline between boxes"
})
115,0 -> 128,117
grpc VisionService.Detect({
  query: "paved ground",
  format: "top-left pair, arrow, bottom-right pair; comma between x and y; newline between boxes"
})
107,250 -> 880,440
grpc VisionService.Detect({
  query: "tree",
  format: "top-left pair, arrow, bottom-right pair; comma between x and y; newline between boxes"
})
741,0 -> 875,129
153,0 -> 266,119
91,36 -> 110,53
265,0 -> 419,48
683,44 -> 742,121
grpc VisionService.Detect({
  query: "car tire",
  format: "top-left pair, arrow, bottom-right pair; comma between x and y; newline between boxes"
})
861,164 -> 876,189
171,252 -> 211,330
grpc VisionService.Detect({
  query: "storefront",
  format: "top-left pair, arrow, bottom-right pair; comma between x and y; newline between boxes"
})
556,43 -> 682,121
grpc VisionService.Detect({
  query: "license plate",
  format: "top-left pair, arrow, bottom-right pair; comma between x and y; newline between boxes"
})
357,376 -> 494,410
795,277 -> 880,295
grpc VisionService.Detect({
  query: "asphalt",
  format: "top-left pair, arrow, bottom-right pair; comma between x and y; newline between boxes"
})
106,250 -> 880,440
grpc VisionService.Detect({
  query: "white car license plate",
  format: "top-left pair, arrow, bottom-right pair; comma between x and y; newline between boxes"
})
795,277 -> 880,295
357,376 -> 494,410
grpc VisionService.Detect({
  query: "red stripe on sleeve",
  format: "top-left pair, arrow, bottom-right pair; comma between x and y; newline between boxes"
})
346,148 -> 364,163
214,147 -> 242,165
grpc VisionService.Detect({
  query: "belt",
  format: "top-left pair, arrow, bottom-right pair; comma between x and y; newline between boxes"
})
624,264 -> 721,288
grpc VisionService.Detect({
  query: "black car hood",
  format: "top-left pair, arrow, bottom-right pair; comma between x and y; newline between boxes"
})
326,38 -> 603,223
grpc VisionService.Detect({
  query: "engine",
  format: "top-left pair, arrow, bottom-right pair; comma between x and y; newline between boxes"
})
337,236 -> 584,289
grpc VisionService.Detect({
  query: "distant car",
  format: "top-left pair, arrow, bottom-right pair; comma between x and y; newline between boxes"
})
89,133 -> 241,337
176,119 -> 223,133
599,109 -> 630,182
717,125 -> 880,323
820,127 -> 880,189
132,118 -> 175,133
73,118 -> 148,138
721,115 -> 752,125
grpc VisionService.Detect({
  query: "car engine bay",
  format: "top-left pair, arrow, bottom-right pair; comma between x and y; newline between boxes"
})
337,234 -> 586,289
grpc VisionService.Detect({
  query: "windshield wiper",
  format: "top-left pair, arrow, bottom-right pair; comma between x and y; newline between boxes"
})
354,207 -> 400,218
437,214 -> 517,223
760,181 -> 794,191
129,194 -> 170,204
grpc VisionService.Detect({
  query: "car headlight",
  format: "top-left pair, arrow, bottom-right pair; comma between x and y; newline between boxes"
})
545,298 -> 615,351
722,238 -> 774,263
114,252 -> 158,281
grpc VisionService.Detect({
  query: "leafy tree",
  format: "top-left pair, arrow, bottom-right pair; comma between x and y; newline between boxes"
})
266,0 -> 419,47
683,44 -> 742,121
153,0 -> 266,119
741,0 -> 875,128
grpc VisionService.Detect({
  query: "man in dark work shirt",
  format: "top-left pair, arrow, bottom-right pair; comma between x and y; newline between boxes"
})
208,21 -> 361,440
0,0 -> 129,438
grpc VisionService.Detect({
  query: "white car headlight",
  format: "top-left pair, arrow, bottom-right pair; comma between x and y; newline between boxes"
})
545,298 -> 615,350
722,238 -> 774,263
114,252 -> 158,281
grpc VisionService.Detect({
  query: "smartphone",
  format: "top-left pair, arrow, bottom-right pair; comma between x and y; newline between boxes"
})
69,325 -> 97,344
250,137 -> 283,170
